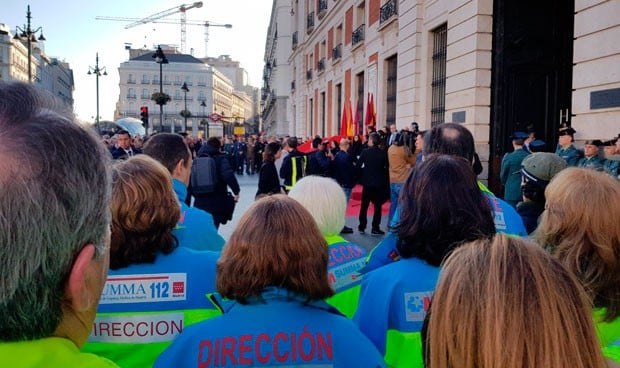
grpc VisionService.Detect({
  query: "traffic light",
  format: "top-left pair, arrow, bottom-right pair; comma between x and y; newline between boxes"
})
140,106 -> 149,127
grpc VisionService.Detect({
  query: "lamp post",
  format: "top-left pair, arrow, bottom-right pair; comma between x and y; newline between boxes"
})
153,45 -> 169,132
200,100 -> 208,138
13,5 -> 46,83
87,53 -> 107,134
181,82 -> 189,132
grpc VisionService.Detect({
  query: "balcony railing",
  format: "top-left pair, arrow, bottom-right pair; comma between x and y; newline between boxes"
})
291,80 -> 296,91
317,0 -> 328,19
152,79 -> 160,84
306,11 -> 315,34
141,79 -> 150,84
332,43 -> 342,61
292,31 -> 298,49
127,79 -> 136,84
174,81 -> 182,86
380,0 -> 398,25
306,69 -> 313,81
317,58 -> 326,72
352,24 -> 365,47
126,94 -> 137,99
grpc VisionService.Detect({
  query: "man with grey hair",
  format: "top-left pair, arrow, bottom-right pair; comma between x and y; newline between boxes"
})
0,82 -> 116,366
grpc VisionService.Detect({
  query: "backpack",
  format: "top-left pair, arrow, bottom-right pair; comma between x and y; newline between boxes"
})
190,155 -> 218,194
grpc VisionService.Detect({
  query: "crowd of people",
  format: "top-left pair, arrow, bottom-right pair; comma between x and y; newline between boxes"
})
1,80 -> 619,368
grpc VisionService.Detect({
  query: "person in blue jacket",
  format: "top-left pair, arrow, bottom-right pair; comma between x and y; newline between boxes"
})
82,156 -> 220,368
365,123 -> 527,273
143,133 -> 225,251
156,195 -> 386,368
354,154 -> 496,367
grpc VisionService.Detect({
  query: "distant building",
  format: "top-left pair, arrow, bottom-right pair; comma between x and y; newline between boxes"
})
117,47 -> 257,137
263,0 -> 620,191
0,23 -> 74,106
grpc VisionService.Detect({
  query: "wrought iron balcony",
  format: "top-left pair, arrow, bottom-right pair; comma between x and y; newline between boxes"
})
317,58 -> 326,72
292,31 -> 298,49
306,12 -> 315,34
306,69 -> 313,81
126,79 -> 136,84
332,43 -> 342,60
352,24 -> 365,47
380,0 -> 398,25
317,0 -> 328,19
291,80 -> 296,91
141,79 -> 150,84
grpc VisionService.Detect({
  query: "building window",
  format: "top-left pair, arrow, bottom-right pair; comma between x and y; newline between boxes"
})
336,83 -> 342,132
431,24 -> 447,127
309,97 -> 314,134
356,72 -> 364,133
386,55 -> 397,125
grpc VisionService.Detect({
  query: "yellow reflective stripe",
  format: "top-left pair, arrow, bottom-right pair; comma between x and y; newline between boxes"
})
291,156 -> 298,186
384,329 -> 424,367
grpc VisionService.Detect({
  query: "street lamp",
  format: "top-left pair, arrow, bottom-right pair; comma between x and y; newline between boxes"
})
181,82 -> 189,132
87,53 -> 107,134
13,5 -> 46,83
152,45 -> 169,132
200,100 -> 208,138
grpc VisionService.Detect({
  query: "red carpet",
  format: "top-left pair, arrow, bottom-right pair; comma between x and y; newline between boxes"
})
346,184 -> 390,217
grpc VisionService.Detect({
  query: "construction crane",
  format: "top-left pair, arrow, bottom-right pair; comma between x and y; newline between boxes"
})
96,16 -> 232,57
97,2 -> 203,54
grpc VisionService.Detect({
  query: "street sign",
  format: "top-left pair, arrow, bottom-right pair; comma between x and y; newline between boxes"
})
208,113 -> 222,122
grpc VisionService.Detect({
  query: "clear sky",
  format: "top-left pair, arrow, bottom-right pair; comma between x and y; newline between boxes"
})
2,0 -> 272,122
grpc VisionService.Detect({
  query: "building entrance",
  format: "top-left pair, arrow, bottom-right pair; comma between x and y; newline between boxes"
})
488,0 -> 574,194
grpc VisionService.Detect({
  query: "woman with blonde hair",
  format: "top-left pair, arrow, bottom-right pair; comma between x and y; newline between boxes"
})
425,234 -> 609,368
82,155 -> 220,367
288,175 -> 368,318
156,195 -> 385,367
535,167 -> 620,363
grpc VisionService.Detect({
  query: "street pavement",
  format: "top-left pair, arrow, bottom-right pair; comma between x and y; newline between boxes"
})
218,173 -> 389,253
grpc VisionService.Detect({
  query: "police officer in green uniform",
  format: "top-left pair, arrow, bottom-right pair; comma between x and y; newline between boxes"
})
577,139 -> 604,171
555,123 -> 582,166
603,138 -> 620,179
500,131 -> 530,208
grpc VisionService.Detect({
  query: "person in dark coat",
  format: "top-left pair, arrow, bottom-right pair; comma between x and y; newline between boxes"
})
332,137 -> 357,234
357,132 -> 389,235
110,129 -> 142,159
256,142 -> 283,199
187,137 -> 240,228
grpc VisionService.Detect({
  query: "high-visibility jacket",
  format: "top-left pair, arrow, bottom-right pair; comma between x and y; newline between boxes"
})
354,257 -> 439,367
324,234 -> 367,318
82,248 -> 220,368
155,287 -> 387,367
280,151 -> 307,191
0,337 -> 117,367
595,308 -> 620,363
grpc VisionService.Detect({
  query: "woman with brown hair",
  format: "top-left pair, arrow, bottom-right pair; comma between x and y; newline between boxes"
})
82,155 -> 220,368
535,167 -> 620,363
425,234 -> 609,368
156,195 -> 386,367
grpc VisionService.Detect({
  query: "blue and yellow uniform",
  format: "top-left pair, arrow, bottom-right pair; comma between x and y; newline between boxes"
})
172,178 -> 225,251
82,248 -> 220,367
324,234 -> 367,318
354,258 -> 438,367
155,287 -> 386,367
366,182 -> 526,273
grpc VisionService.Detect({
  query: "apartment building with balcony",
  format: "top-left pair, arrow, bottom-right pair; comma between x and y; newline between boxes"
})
261,0 -> 294,136
271,0 -> 619,190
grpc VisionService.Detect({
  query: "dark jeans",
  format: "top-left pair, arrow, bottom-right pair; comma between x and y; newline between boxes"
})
358,185 -> 383,231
